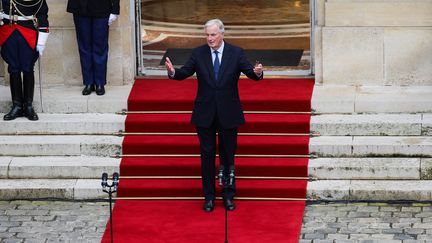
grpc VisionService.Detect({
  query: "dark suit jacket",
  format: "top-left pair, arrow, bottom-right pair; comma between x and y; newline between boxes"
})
172,42 -> 263,129
66,0 -> 120,18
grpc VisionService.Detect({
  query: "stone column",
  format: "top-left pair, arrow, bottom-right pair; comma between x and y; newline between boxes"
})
313,0 -> 325,84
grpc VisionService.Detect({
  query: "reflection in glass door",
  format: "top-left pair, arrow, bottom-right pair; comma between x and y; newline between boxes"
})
137,0 -> 312,76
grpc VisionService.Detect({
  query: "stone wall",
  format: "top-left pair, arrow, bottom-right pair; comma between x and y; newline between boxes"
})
1,0 -> 135,86
315,0 -> 432,85
3,0 -> 431,86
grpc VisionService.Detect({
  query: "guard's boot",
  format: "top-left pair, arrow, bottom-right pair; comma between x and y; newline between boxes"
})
23,72 -> 38,121
3,73 -> 23,121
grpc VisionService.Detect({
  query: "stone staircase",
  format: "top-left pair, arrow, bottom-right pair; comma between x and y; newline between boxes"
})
0,83 -> 431,201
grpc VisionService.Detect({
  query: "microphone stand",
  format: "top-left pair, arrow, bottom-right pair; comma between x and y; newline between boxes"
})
224,200 -> 228,243
38,57 -> 43,112
218,166 -> 234,243
101,172 -> 119,243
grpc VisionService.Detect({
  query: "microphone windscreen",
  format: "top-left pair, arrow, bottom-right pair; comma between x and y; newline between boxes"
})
113,172 -> 119,181
102,172 -> 108,181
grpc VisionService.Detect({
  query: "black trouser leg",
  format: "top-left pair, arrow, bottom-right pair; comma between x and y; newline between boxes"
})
3,72 -> 23,121
22,71 -> 38,121
196,124 -> 217,201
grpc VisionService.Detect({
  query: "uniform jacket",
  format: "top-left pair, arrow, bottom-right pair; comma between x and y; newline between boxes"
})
172,42 -> 263,129
67,0 -> 120,18
0,0 -> 49,48
0,0 -> 49,30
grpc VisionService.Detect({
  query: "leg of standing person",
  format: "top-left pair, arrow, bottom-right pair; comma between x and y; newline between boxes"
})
196,122 -> 217,212
1,32 -> 23,121
2,72 -> 23,120
21,38 -> 40,121
73,15 -> 95,95
2,31 -> 38,120
22,71 -> 38,120
92,17 -> 109,96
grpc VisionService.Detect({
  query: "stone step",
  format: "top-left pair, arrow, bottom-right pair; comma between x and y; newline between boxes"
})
311,114 -> 429,136
0,85 -> 132,114
0,135 -> 431,157
1,84 -> 432,114
0,135 -> 122,157
311,136 -> 432,157
2,156 -> 429,180
0,114 -> 125,135
312,85 -> 432,114
0,156 -> 120,179
309,158 -> 432,180
1,179 -> 431,201
308,180 -> 432,201
4,156 -> 432,180
0,113 -> 430,136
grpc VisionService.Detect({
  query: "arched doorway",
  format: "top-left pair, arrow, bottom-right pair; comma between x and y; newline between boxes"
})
135,0 -> 314,76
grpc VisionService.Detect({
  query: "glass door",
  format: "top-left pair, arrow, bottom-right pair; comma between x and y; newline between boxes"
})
136,0 -> 313,76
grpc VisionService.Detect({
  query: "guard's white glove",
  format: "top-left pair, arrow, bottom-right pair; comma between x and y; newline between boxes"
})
108,14 -> 118,26
37,32 -> 49,56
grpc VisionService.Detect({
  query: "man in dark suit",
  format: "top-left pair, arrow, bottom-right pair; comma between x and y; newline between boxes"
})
66,0 -> 120,96
165,19 -> 263,212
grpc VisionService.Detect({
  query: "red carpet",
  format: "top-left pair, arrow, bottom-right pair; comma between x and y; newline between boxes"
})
103,200 -> 306,243
102,78 -> 314,243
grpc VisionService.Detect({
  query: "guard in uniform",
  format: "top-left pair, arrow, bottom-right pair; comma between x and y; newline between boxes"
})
0,0 -> 49,121
67,0 -> 120,96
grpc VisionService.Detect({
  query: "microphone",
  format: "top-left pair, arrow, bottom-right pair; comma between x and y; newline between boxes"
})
112,172 -> 119,191
228,165 -> 235,186
101,172 -> 108,189
218,165 -> 224,186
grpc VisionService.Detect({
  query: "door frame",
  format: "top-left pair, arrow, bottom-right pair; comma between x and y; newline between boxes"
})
134,0 -> 316,77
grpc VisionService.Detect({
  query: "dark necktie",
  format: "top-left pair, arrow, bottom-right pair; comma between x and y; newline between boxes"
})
213,50 -> 220,81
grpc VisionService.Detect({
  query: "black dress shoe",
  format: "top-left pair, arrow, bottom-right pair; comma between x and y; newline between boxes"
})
3,105 -> 23,121
224,198 -> 236,211
23,105 -> 39,121
96,85 -> 105,96
82,85 -> 95,95
203,200 -> 215,212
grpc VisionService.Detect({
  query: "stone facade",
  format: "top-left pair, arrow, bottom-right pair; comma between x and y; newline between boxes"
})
1,0 -> 431,86
315,0 -> 432,85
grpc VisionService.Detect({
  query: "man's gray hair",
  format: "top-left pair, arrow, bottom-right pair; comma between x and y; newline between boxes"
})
204,19 -> 225,33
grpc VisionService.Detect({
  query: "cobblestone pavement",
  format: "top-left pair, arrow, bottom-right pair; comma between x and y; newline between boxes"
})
1,200 -> 432,242
0,200 -> 109,243
300,202 -> 432,243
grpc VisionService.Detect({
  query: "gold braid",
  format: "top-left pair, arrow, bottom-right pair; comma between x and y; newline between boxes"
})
12,0 -> 43,8
9,0 -> 44,27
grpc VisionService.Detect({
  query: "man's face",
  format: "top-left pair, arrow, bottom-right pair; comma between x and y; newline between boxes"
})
205,24 -> 224,50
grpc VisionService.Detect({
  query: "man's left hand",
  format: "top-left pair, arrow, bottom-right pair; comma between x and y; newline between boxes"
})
253,63 -> 263,77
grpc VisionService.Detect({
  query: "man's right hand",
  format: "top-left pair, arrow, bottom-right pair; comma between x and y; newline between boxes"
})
165,57 -> 175,76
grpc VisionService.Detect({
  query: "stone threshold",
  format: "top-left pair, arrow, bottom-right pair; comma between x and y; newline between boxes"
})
0,83 -> 432,114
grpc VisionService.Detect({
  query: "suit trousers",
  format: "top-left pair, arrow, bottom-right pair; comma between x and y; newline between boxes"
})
196,115 -> 238,201
73,15 -> 109,86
